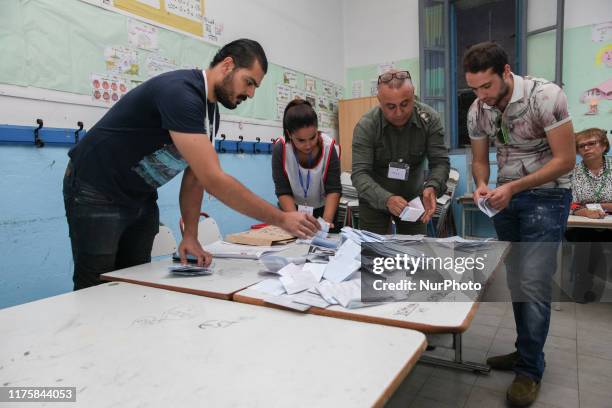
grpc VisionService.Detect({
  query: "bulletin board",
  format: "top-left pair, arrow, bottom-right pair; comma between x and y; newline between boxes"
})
114,0 -> 205,37
0,0 -> 343,127
527,23 -> 611,132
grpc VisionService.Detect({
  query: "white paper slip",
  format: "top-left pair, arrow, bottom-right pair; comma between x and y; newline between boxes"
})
333,279 -> 362,308
437,194 -> 451,205
316,217 -> 330,238
289,291 -> 330,308
260,255 -> 307,273
302,263 -> 326,283
249,278 -> 286,296
477,197 -> 500,217
399,197 -> 425,222
335,239 -> 361,260
264,262 -> 302,280
279,267 -> 319,295
586,203 -> 604,212
314,280 -> 339,305
323,255 -> 361,283
262,295 -> 311,312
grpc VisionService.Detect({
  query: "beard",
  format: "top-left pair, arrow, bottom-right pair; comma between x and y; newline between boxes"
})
214,70 -> 247,109
490,79 -> 510,107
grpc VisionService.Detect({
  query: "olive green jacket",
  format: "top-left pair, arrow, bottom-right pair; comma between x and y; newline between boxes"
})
351,101 -> 450,211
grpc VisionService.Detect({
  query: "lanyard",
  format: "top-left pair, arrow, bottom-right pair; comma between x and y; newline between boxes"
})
582,160 -> 609,202
202,70 -> 217,142
295,150 -> 312,199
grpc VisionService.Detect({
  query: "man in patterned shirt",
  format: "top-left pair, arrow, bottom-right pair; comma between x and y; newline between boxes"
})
464,42 -> 575,406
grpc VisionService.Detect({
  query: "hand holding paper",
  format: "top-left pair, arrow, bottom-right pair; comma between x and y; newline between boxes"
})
477,197 -> 500,217
399,197 -> 425,222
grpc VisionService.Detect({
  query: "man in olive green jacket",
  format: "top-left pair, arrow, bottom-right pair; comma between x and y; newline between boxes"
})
351,70 -> 450,235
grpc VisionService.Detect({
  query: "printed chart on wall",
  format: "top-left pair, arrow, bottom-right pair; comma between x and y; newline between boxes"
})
273,68 -> 343,130
127,19 -> 159,51
114,0 -> 205,37
580,21 -> 612,116
91,74 -> 129,105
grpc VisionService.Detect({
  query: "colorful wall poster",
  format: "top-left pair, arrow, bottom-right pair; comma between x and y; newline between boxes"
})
283,69 -> 298,88
127,19 -> 158,51
304,75 -> 317,92
104,46 -> 139,76
91,73 -> 129,105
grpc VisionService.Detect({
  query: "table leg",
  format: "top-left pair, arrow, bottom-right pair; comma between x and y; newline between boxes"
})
419,333 -> 491,374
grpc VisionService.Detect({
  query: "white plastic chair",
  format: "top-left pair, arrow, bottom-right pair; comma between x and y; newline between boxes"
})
179,212 -> 222,246
151,225 -> 178,257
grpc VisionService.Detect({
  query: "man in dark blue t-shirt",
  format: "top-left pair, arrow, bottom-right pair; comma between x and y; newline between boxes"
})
64,39 -> 319,290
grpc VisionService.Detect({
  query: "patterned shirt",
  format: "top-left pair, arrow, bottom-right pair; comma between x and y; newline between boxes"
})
468,74 -> 572,188
571,156 -> 612,204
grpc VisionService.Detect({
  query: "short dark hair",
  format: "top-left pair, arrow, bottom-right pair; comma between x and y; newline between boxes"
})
463,41 -> 508,77
210,38 -> 268,73
283,99 -> 318,140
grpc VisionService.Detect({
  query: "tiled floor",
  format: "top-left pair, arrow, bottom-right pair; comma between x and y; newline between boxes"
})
386,301 -> 612,408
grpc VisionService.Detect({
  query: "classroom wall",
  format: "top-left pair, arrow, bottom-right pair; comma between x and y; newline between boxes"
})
0,145 -> 276,309
527,0 -> 611,132
0,0 -> 345,141
341,0 -> 421,98
342,0 -> 420,68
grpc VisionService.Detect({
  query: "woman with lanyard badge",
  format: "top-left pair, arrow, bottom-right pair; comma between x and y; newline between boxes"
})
566,128 -> 612,303
272,99 -> 342,232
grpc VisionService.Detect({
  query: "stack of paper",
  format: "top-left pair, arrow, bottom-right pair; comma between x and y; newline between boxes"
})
399,197 -> 425,222
340,172 -> 358,200
168,264 -> 214,276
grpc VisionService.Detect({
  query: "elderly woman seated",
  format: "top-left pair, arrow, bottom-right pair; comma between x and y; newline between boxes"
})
566,128 -> 612,303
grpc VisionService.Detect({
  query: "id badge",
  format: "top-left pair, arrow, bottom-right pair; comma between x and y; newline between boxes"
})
298,205 -> 314,215
388,161 -> 410,181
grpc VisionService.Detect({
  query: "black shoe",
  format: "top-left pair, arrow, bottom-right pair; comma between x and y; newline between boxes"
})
487,350 -> 519,370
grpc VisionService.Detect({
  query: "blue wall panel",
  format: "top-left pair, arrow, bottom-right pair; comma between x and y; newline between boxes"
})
0,145 -> 275,308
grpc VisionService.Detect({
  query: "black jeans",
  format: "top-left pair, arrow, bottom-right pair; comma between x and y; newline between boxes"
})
63,163 -> 159,290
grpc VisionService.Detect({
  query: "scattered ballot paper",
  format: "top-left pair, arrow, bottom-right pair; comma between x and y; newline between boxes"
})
477,197 -> 500,217
279,266 -> 319,294
335,239 -> 361,260
288,291 -> 330,308
260,255 -> 307,273
399,197 -> 425,222
168,263 -> 214,276
323,255 -> 361,283
262,295 -> 311,312
302,263 -> 326,282
274,262 -> 303,277
332,279 -> 362,308
249,278 -> 286,296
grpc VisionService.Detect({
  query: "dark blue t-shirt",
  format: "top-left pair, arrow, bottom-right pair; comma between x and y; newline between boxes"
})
68,69 -> 220,207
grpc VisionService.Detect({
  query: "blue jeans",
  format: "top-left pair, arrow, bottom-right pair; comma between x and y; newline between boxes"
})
492,188 -> 571,381
63,163 -> 159,290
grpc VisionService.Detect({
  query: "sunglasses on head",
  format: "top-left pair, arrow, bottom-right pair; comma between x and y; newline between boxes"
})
377,71 -> 411,84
